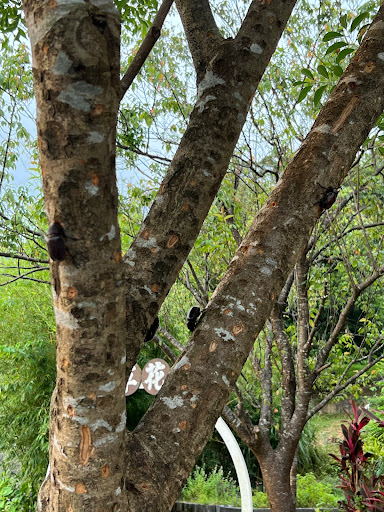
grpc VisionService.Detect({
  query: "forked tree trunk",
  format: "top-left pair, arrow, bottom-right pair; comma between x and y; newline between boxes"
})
20,0 -> 384,510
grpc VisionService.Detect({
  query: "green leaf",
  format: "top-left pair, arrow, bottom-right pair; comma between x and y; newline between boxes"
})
317,65 -> 329,79
297,85 -> 312,103
323,31 -> 343,42
340,14 -> 348,29
333,65 -> 344,77
292,80 -> 306,86
314,85 -> 327,106
379,147 -> 384,157
336,47 -> 355,63
325,41 -> 348,55
350,12 -> 369,32
301,68 -> 314,81
357,24 -> 370,42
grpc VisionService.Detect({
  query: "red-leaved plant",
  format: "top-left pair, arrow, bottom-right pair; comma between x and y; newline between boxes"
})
330,400 -> 384,512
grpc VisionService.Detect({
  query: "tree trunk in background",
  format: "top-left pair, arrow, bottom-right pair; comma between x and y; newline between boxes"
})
262,468 -> 296,512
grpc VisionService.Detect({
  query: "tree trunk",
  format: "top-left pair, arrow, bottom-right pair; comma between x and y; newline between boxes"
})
23,1 -> 127,510
290,448 -> 299,508
20,0 -> 384,510
260,458 -> 296,512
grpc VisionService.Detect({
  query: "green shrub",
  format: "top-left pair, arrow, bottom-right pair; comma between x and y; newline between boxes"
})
363,382 -> 384,475
298,422 -> 323,474
296,472 -> 338,508
250,473 -> 338,509
0,472 -> 34,512
180,466 -> 240,506
0,281 -> 55,500
252,490 -> 269,508
180,467 -> 339,508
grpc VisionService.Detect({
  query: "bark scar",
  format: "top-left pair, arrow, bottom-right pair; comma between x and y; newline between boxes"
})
332,95 -> 360,133
79,426 -> 94,466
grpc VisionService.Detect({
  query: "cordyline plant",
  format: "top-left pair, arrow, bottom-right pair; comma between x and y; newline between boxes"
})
330,400 -> 384,512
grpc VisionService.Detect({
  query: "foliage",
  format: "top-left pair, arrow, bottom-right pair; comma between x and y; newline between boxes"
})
330,400 -> 384,512
296,472 -> 338,508
364,382 -> 384,476
0,1 -> 25,41
0,281 -> 55,499
0,472 -> 34,512
252,491 -> 269,508
0,37 -> 33,197
180,466 -> 339,509
180,466 -> 240,506
298,422 -> 324,474
295,1 -> 378,106
115,0 -> 160,36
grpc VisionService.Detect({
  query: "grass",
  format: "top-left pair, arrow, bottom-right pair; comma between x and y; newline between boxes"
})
310,413 -> 344,449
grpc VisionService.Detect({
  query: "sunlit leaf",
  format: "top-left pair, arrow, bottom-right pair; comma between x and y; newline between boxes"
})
301,68 -> 314,80
323,31 -> 343,42
350,12 -> 369,32
314,85 -> 327,106
297,85 -> 312,103
336,48 -> 355,64
325,41 -> 348,55
317,65 -> 329,79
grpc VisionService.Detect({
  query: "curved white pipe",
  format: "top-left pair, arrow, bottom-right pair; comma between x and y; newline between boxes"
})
215,416 -> 253,512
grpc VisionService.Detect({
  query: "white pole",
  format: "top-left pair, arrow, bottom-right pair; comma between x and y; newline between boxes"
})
215,416 -> 253,512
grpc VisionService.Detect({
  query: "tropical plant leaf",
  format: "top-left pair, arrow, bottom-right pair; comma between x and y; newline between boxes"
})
323,31 -> 343,42
350,12 -> 369,32
325,41 -> 348,55
297,85 -> 312,103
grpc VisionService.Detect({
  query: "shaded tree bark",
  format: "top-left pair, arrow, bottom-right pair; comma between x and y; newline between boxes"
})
21,0 -> 384,511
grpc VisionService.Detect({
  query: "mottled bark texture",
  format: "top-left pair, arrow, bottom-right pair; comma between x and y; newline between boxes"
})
123,0 -> 298,374
211,10 -> 384,512
23,1 -> 126,511
123,5 -> 384,512
22,0 -> 384,511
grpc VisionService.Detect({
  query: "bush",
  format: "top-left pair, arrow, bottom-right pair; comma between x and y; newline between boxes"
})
330,400 -> 384,511
0,281 -> 55,501
0,472 -> 34,512
298,422 -> 323,474
180,467 -> 339,508
251,473 -> 339,509
180,466 -> 240,506
252,490 -> 269,508
296,473 -> 338,508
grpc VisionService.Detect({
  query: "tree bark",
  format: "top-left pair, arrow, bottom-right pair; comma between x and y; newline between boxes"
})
261,460 -> 297,512
21,0 -> 384,511
23,1 -> 127,510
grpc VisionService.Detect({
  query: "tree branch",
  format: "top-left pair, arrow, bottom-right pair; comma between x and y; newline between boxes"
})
124,6 -> 384,507
120,0 -> 174,99
314,264 -> 384,372
308,352 -> 384,420
157,326 -> 184,352
0,252 -> 48,264
0,267 -> 49,286
174,0 -> 223,81
271,305 -> 296,431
